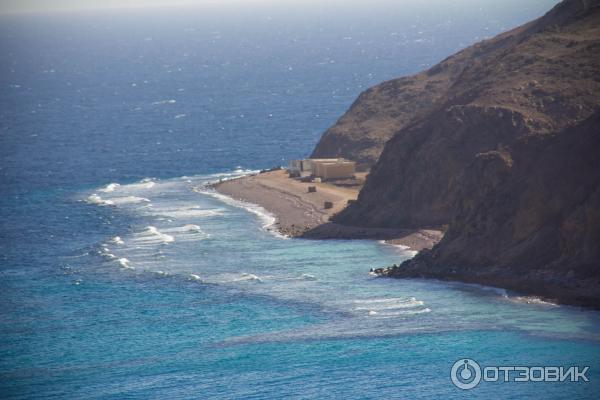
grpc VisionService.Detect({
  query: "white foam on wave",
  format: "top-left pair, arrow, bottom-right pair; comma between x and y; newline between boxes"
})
354,297 -> 424,311
189,274 -> 203,282
354,297 -> 417,304
161,224 -> 210,241
198,189 -> 285,238
151,99 -> 176,105
510,296 -> 558,307
372,308 -> 432,318
385,247 -> 419,258
132,226 -> 175,245
117,258 -> 134,269
377,240 -> 418,258
355,300 -> 424,311
194,168 -> 260,184
155,207 -> 224,219
128,180 -> 156,190
99,183 -> 120,193
101,251 -> 117,260
86,194 -> 114,206
163,224 -> 202,233
111,236 -> 124,245
105,179 -> 155,192
96,178 -> 155,195
236,273 -> 262,282
377,240 -> 408,250
217,273 -> 263,283
86,194 -> 150,207
109,196 -> 151,205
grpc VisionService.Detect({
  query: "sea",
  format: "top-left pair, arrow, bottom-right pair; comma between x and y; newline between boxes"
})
1,1 -> 599,398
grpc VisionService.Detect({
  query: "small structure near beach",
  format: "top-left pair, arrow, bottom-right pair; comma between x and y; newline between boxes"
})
288,158 -> 356,180
288,159 -> 309,173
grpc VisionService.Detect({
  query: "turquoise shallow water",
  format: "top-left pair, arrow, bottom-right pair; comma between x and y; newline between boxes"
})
4,173 -> 599,399
2,1 -> 599,398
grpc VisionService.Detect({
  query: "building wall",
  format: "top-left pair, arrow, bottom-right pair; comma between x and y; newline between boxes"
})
308,158 -> 343,175
309,159 -> 356,179
300,160 -> 311,171
291,158 -> 356,178
321,162 -> 355,179
288,160 -> 303,172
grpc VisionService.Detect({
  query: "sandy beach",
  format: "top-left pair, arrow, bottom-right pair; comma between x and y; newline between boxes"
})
215,170 -> 443,251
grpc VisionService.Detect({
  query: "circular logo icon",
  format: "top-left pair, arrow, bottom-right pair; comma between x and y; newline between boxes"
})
451,358 -> 482,390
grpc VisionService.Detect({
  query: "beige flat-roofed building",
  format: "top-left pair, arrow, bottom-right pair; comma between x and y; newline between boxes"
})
303,158 -> 341,173
289,158 -> 356,179
311,159 -> 356,180
288,159 -> 320,172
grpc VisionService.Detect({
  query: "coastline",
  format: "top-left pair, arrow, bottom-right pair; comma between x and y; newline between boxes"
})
213,170 -> 597,309
213,170 -> 443,252
371,255 -> 600,309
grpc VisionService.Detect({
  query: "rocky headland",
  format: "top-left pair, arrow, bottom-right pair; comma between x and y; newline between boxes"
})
312,0 -> 600,307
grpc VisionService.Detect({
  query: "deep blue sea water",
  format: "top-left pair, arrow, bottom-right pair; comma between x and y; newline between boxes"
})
2,1 -> 600,398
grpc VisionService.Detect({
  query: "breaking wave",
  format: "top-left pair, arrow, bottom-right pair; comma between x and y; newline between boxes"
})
197,189 -> 283,237
85,194 -> 114,206
99,183 -> 120,193
132,226 -> 175,245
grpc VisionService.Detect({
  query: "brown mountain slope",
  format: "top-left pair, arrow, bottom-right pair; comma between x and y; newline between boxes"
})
337,0 -> 600,228
309,72 -> 450,168
385,111 -> 600,307
311,0 -> 600,168
320,0 -> 600,307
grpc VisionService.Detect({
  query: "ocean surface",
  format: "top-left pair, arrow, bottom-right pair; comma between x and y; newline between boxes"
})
1,1 -> 599,398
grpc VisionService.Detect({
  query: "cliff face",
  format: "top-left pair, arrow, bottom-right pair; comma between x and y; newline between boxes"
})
309,29 -> 482,168
311,0 -> 600,169
315,0 -> 600,306
309,72 -> 451,168
389,111 -> 600,307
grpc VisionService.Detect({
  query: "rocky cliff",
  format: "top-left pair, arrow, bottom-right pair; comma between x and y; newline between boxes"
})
312,0 -> 600,170
309,71 -> 450,168
316,0 -> 600,307
383,111 -> 600,307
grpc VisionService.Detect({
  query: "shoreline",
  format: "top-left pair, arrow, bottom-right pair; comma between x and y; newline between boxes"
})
212,170 -> 598,310
372,258 -> 600,310
213,170 -> 443,251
